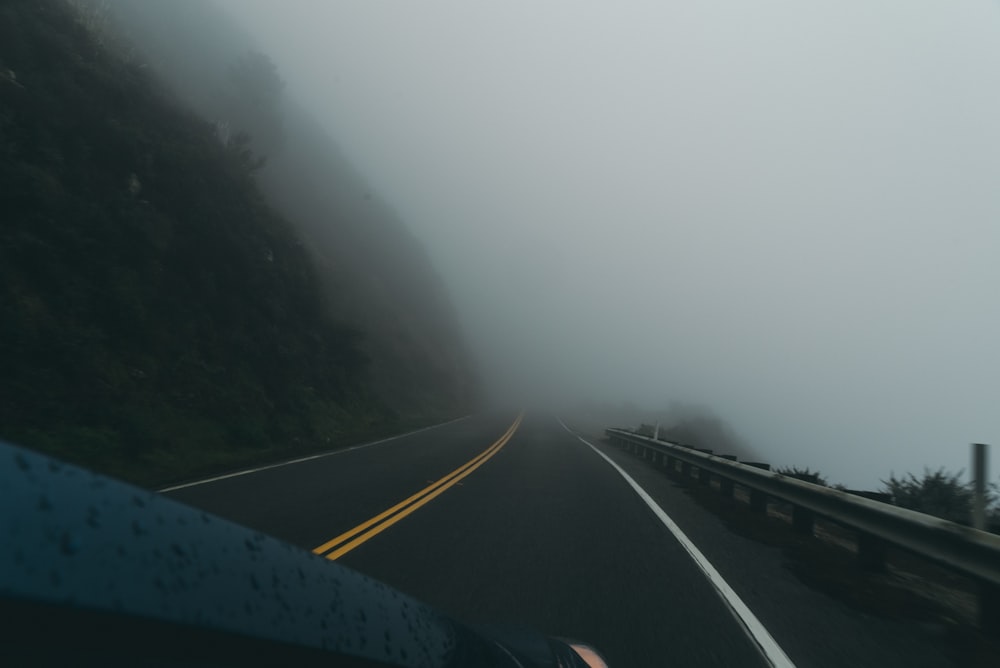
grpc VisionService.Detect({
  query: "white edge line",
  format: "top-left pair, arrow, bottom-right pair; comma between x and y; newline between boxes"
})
556,418 -> 796,668
158,415 -> 472,493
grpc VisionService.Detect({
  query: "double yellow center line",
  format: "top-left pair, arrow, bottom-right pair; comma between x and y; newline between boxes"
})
313,414 -> 523,561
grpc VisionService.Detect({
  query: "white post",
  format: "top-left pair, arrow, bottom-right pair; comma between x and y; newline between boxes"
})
653,422 -> 660,441
972,443 -> 988,531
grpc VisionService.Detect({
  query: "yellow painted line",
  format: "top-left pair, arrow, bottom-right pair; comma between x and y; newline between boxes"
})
311,416 -> 518,557
313,414 -> 521,560
313,414 -> 522,560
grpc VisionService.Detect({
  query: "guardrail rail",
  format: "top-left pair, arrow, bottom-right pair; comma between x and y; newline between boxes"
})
605,427 -> 1000,630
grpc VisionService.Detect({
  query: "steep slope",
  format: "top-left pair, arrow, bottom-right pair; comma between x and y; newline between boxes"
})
70,0 -> 480,418
0,0 -> 472,486
255,109 -> 477,417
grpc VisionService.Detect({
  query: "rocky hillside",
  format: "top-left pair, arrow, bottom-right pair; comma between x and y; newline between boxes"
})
0,0 -> 476,485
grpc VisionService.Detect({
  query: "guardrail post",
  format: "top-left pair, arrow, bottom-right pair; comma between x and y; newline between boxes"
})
718,456 -> 736,497
972,443 -> 988,531
792,506 -> 815,535
692,449 -> 713,485
857,533 -> 887,573
981,581 -> 1000,632
665,456 -> 676,478
745,463 -> 770,512
680,461 -> 692,480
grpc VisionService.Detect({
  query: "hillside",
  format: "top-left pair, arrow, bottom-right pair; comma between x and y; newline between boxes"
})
0,0 -> 475,485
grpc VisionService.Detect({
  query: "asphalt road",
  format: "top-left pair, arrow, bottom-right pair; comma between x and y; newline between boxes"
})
165,413 -> 956,668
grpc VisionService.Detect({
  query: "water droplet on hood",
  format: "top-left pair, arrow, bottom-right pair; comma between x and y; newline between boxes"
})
60,531 -> 81,556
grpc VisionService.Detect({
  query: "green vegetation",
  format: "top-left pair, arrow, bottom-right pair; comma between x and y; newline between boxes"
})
881,468 -> 997,527
0,0 -> 459,487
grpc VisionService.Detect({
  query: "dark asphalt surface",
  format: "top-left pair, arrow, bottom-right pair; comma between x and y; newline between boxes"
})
563,418 -> 957,668
167,413 -> 768,667
164,412 -> 958,668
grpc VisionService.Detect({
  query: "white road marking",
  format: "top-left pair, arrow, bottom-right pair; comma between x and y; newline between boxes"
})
557,418 -> 796,668
158,415 -> 471,493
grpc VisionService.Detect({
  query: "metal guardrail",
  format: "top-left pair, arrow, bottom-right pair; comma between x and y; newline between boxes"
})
605,428 -> 1000,628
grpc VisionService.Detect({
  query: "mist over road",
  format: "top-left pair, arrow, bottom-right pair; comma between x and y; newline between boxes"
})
212,0 -> 1000,490
166,413 -> 953,667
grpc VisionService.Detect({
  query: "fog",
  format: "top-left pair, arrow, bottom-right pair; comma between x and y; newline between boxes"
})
205,0 -> 1000,489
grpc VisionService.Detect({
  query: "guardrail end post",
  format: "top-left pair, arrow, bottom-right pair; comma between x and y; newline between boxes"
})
857,533 -> 887,573
972,443 -> 988,531
792,506 -> 815,535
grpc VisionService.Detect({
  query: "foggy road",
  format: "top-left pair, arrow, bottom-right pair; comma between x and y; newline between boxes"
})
10,1 -> 1000,665
165,414 -> 954,668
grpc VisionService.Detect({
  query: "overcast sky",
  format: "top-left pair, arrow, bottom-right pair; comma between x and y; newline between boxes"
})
213,0 -> 1000,488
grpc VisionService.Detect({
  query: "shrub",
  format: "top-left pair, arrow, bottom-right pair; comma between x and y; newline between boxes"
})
880,468 -> 995,525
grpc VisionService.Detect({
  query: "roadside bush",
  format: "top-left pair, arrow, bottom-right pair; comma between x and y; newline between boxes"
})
880,468 -> 996,525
